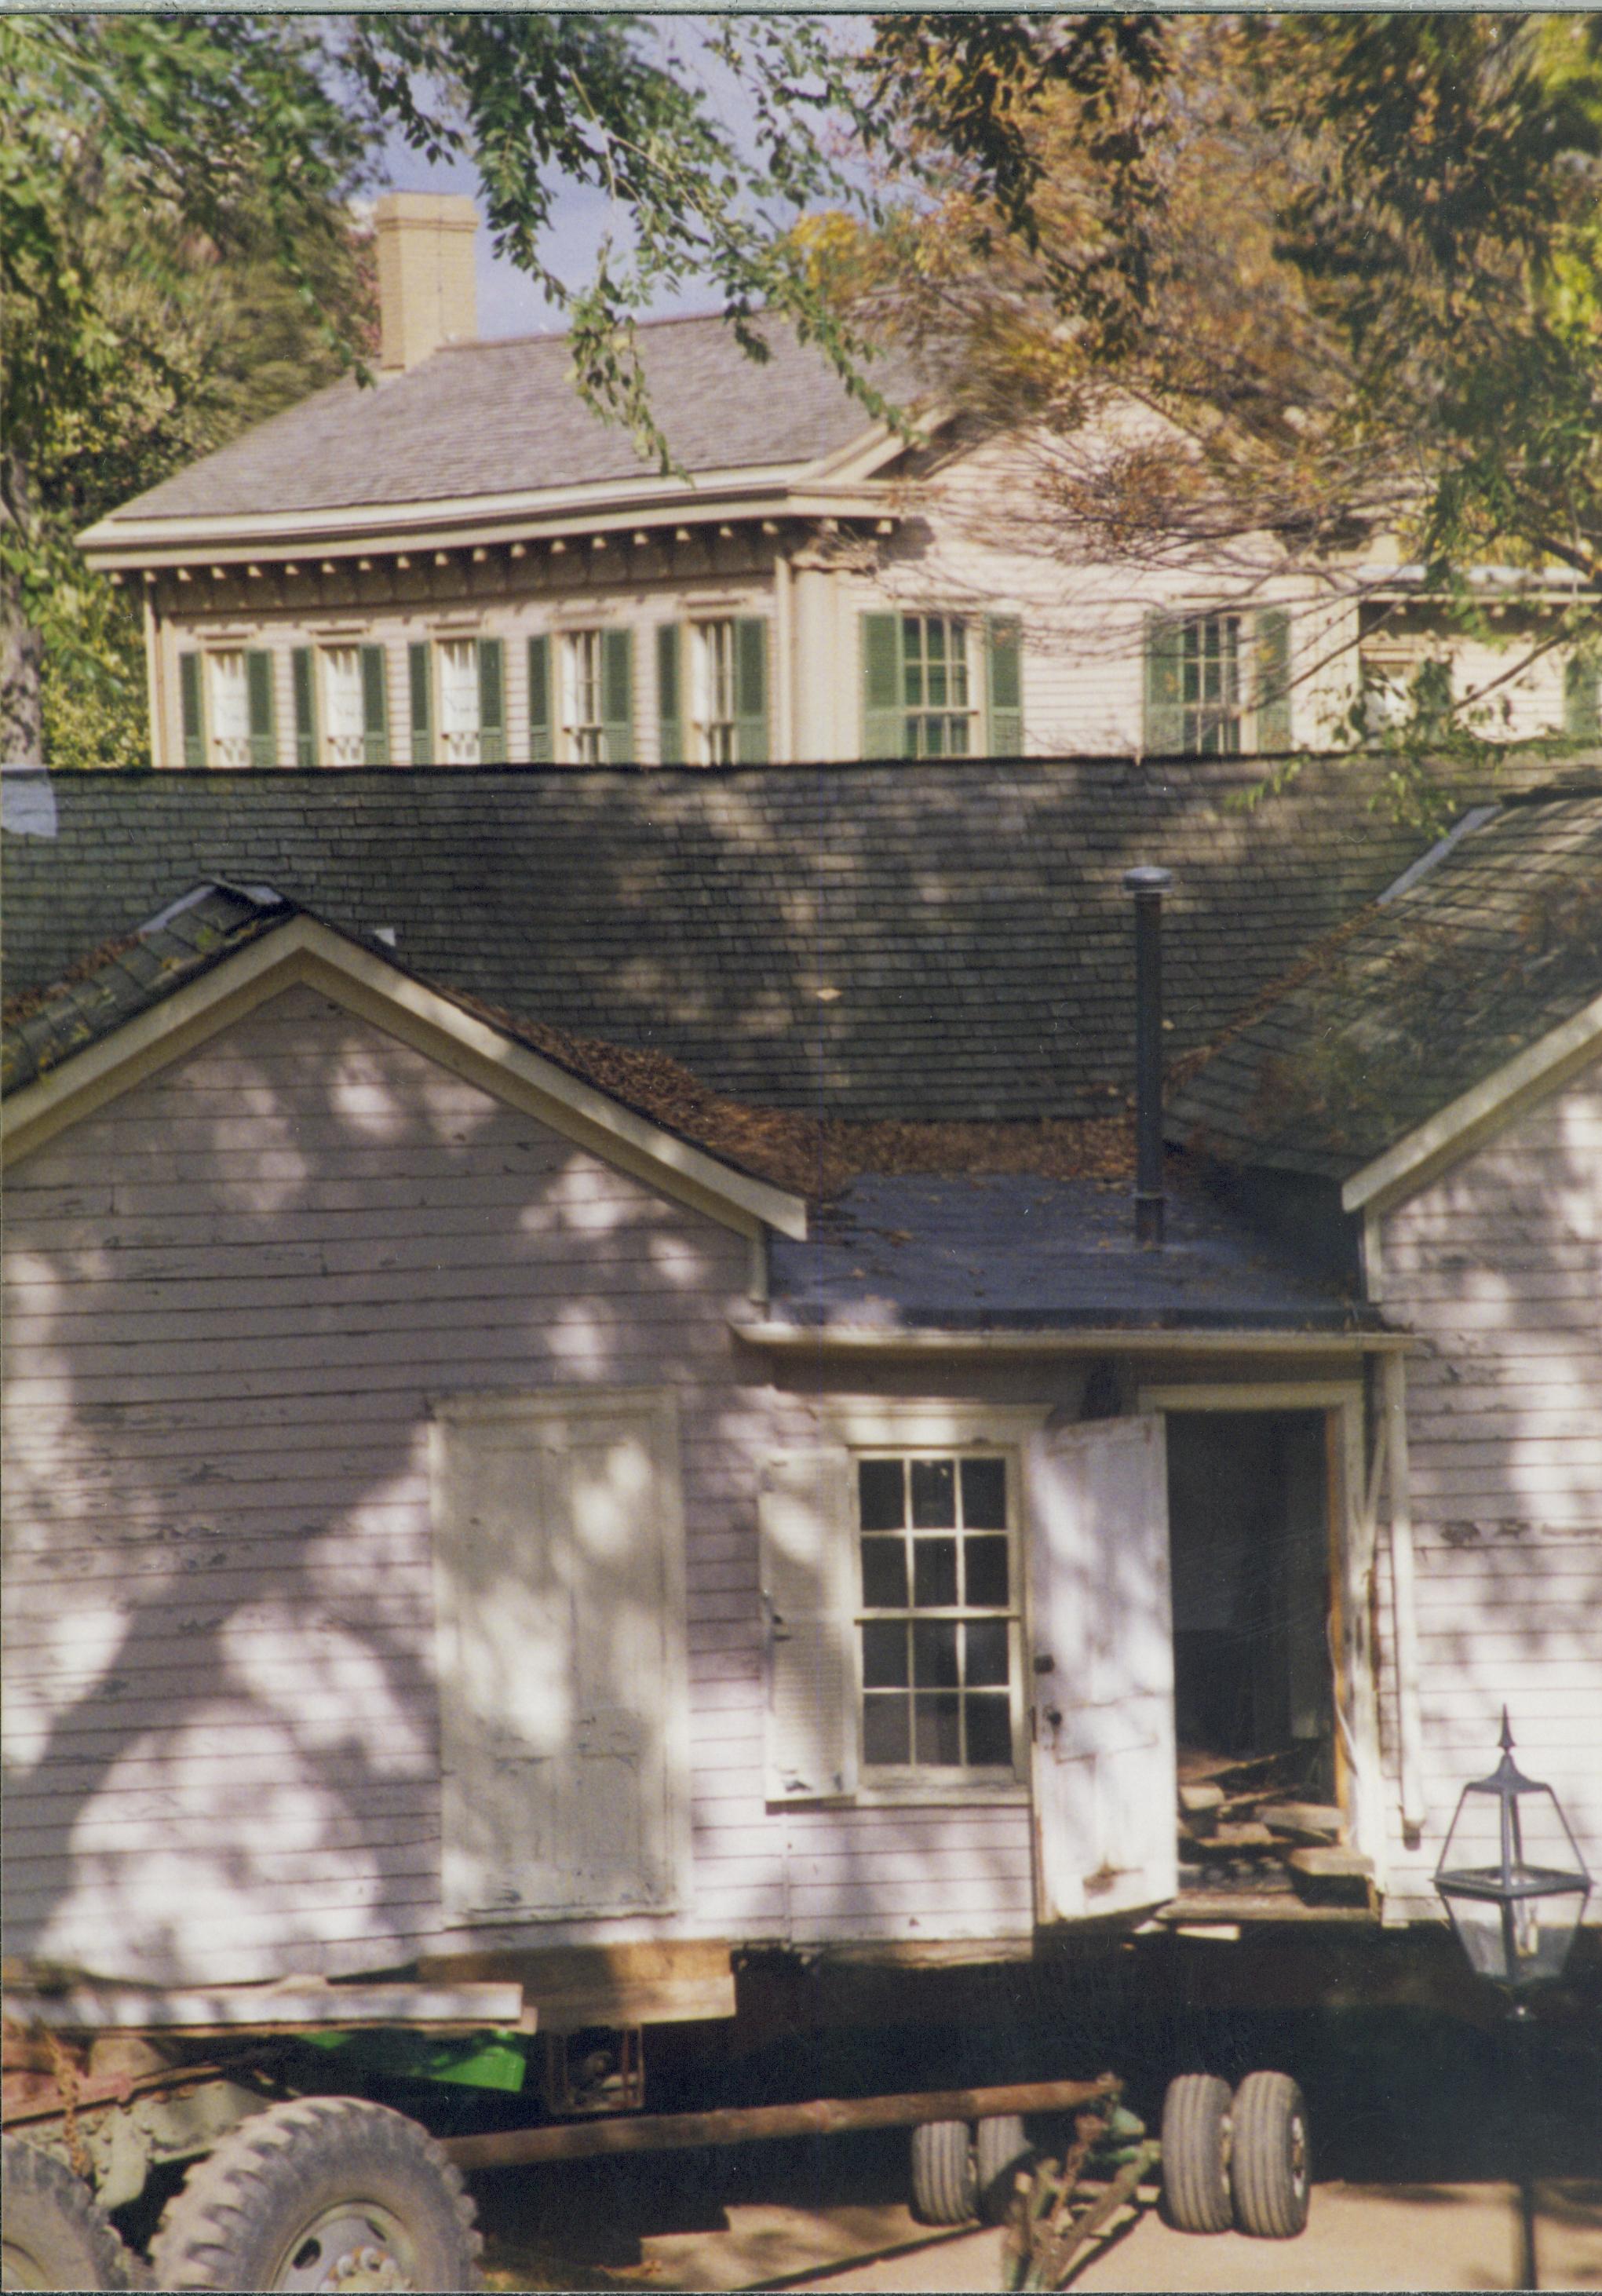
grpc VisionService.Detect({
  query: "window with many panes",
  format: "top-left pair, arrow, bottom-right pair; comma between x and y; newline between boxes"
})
692,620 -> 738,765
564,630 -> 608,764
1181,616 -> 1242,755
856,1453 -> 1020,1775
901,616 -> 974,757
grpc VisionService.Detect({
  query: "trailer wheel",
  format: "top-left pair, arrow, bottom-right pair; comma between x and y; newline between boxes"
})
1230,2072 -> 1311,2239
1,2134 -> 143,2291
1159,2073 -> 1234,2234
973,2114 -> 1031,2226
910,2119 -> 977,2225
149,2097 -> 481,2291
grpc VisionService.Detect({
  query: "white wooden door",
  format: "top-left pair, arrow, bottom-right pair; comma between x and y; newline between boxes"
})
431,1391 -> 690,1924
1026,1415 -> 1178,1922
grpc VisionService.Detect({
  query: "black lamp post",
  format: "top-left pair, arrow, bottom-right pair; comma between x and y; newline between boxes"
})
1434,1710 -> 1592,2290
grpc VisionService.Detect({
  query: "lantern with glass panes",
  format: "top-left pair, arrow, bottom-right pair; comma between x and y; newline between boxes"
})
1434,1710 -> 1591,1992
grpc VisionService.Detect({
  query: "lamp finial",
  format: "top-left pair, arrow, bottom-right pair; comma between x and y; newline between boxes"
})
1499,1706 -> 1515,1754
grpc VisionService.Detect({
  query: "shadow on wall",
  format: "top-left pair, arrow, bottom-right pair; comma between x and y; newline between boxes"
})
1,979 -> 748,1985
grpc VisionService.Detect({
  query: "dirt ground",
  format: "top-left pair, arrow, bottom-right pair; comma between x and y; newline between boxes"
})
471,2141 -> 1602,2294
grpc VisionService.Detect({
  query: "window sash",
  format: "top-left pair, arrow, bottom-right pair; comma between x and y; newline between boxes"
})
692,621 -> 738,765
1181,616 -> 1243,755
854,1450 -> 1022,1778
564,630 -> 607,764
900,616 -> 973,757
206,651 -> 251,767
436,638 -> 482,764
320,646 -> 365,765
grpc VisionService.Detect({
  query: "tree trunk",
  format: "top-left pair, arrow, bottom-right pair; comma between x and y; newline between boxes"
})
2,448 -> 45,768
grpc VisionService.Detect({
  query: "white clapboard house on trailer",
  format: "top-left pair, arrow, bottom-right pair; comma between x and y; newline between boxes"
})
76,193 -> 1601,778
3,760 -> 1597,2013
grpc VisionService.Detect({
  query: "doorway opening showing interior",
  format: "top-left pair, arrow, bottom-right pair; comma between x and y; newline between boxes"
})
1166,1409 -> 1343,1900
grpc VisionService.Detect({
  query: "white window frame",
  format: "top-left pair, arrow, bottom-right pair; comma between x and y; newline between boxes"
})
206,648 -> 251,768
436,636 -> 482,765
901,614 -> 976,757
562,628 -> 608,765
827,1403 -> 1045,1806
319,644 -> 366,767
1181,614 -> 1243,756
692,619 -> 738,765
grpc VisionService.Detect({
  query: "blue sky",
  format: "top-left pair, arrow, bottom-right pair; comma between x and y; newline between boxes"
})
370,16 -> 864,341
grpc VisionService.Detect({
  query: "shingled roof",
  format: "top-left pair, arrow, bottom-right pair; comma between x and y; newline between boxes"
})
1168,791 -> 1602,1181
3,760 -> 1443,1130
89,315 -> 926,529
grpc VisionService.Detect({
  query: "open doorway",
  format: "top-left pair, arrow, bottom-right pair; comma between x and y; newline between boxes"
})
1166,1409 -> 1335,1803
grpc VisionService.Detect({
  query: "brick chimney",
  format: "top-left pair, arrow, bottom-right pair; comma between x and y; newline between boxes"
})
374,192 -> 479,373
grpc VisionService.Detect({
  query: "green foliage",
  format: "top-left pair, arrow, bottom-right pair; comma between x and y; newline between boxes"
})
2,15 -> 375,765
6,13 -> 889,765
845,12 -> 1602,772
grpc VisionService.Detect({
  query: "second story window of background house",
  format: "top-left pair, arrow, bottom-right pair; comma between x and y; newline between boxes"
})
900,615 -> 973,756
1181,615 -> 1242,756
861,612 -> 1020,761
179,648 -> 276,768
1144,607 -> 1292,757
320,647 -> 367,766
408,637 -> 503,765
565,630 -> 607,764
206,651 -> 253,768
437,638 -> 483,765
694,620 -> 739,764
558,629 -> 633,764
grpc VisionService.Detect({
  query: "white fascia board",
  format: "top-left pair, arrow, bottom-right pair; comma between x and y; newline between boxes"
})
77,453 -> 914,568
3,917 -> 808,1243
1341,991 -> 1602,1214
735,1322 -> 1412,1356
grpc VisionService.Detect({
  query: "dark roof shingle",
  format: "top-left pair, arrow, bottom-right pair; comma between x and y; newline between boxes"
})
1168,794 -> 1602,1180
2,759 -> 1441,1128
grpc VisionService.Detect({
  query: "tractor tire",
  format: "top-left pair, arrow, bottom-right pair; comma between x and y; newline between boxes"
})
909,2118 -> 977,2225
1159,2072 -> 1234,2234
149,2096 -> 481,2291
1,2134 -> 143,2291
973,2113 -> 1032,2226
1230,2071 -> 1312,2239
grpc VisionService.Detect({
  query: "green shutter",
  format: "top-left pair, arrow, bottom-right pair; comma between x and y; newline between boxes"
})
986,616 -> 1024,756
527,635 -> 553,762
657,624 -> 685,764
360,645 -> 389,765
734,618 -> 769,765
292,648 -> 317,768
179,652 -> 206,768
1255,608 -> 1293,752
1564,646 -> 1600,742
1144,613 -> 1184,755
246,651 -> 276,768
409,642 -> 432,765
600,626 -> 634,762
860,612 -> 902,758
478,637 -> 505,764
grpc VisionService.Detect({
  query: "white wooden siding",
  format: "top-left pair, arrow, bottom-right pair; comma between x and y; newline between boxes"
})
1372,1067 -> 1602,1920
2,984 -> 1039,1983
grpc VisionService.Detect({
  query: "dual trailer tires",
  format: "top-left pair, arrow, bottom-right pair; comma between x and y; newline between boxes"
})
1160,2069 -> 1311,2240
910,2113 -> 1031,2227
